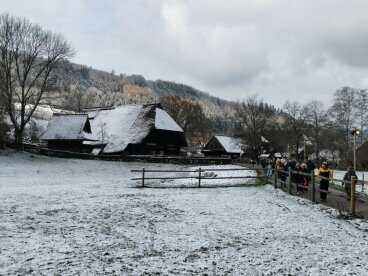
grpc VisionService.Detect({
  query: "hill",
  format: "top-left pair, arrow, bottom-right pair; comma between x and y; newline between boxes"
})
33,60 -> 279,137
45,61 -> 236,119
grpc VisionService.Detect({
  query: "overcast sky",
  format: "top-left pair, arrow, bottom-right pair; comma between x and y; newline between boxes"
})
2,0 -> 368,108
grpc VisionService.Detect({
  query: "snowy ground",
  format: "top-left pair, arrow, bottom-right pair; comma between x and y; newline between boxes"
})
1,152 -> 368,275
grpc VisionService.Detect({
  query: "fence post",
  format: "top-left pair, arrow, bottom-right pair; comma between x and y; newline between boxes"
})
274,168 -> 278,189
311,170 -> 316,203
288,167 -> 292,195
142,168 -> 145,188
350,176 -> 356,215
362,174 -> 365,193
198,167 -> 202,188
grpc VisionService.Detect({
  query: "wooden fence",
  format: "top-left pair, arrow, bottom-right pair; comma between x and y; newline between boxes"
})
131,166 -> 368,216
272,168 -> 368,215
131,167 -> 268,188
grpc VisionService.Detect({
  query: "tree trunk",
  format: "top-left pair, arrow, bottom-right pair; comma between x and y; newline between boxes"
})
14,128 -> 24,150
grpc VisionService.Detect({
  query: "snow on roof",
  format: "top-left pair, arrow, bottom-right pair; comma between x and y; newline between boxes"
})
215,135 -> 244,154
85,110 -> 99,119
85,104 -> 183,154
82,106 -> 115,119
155,108 -> 183,132
85,105 -> 151,153
41,114 -> 90,140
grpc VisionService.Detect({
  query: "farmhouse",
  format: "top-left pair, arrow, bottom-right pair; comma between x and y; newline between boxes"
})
202,135 -> 244,158
83,103 -> 187,155
42,104 -> 187,156
41,114 -> 96,152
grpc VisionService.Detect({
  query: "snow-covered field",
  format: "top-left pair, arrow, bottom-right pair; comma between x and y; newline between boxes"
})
1,152 -> 368,275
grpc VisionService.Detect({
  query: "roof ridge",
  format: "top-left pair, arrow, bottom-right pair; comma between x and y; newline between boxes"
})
52,113 -> 87,116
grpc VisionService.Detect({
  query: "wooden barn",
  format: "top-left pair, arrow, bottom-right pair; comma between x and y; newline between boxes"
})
40,114 -> 96,152
202,135 -> 244,159
83,103 -> 187,156
356,141 -> 368,169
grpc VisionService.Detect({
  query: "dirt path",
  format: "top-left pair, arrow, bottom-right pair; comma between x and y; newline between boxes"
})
302,184 -> 368,218
272,179 -> 368,218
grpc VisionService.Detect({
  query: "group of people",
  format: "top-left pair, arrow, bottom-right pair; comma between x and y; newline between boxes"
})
273,158 -> 316,194
262,157 -> 357,202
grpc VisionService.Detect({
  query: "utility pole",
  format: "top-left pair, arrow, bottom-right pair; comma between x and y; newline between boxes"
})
351,129 -> 361,171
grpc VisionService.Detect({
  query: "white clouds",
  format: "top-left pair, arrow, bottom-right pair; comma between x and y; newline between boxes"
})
158,10 -> 268,85
148,0 -> 368,105
145,0 -> 270,87
1,0 -> 368,107
161,2 -> 187,35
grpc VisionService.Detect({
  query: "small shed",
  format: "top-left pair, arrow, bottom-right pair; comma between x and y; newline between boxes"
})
202,135 -> 244,158
41,114 -> 96,152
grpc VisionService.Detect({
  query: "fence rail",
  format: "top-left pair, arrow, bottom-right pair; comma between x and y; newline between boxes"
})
131,167 -> 267,188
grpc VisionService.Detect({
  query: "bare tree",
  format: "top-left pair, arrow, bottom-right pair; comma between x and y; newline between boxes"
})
305,100 -> 328,160
354,89 -> 368,144
64,85 -> 95,113
329,87 -> 356,158
282,101 -> 308,158
235,96 -> 274,161
0,81 -> 7,147
161,95 -> 212,138
0,13 -> 74,149
0,113 -> 9,148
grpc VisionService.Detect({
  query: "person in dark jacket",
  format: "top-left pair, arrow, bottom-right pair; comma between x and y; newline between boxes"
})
292,163 -> 304,194
307,159 -> 316,172
343,167 -> 358,200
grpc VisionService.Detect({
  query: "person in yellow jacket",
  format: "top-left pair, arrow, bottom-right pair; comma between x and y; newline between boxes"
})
317,161 -> 333,202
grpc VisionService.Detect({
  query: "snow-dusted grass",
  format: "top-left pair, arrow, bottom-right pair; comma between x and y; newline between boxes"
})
1,152 -> 368,275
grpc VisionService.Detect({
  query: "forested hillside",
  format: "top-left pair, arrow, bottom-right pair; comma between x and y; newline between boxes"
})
47,61 -> 228,110
44,60 -> 249,134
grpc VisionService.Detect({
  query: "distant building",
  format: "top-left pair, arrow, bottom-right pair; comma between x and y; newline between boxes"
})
356,141 -> 368,169
202,135 -> 244,158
